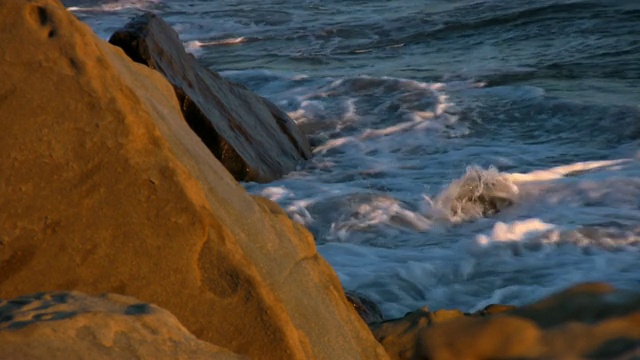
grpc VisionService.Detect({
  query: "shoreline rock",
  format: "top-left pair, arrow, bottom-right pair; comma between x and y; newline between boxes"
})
372,283 -> 640,360
108,12 -> 311,183
0,1 -> 386,359
0,291 -> 248,360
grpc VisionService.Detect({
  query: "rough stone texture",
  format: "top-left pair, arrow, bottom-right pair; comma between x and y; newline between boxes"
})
0,292 -> 247,360
0,1 -> 387,359
372,306 -> 466,360
372,283 -> 640,360
108,12 -> 311,183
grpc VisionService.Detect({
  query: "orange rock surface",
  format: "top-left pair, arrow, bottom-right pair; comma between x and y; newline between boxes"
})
373,283 -> 640,360
0,291 -> 248,360
0,1 -> 388,359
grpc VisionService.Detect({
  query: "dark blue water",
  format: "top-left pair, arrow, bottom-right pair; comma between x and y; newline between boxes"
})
68,0 -> 640,318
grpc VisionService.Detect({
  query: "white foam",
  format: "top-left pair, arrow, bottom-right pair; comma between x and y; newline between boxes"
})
476,219 -> 556,245
184,37 -> 246,53
312,136 -> 358,154
67,0 -> 162,12
257,186 -> 292,202
507,159 -> 632,183
287,199 -> 316,225
326,196 -> 432,239
360,120 -> 423,139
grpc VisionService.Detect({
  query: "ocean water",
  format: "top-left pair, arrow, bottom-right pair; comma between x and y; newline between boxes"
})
66,0 -> 640,318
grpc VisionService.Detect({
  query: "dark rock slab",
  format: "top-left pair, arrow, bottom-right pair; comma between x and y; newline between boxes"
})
345,290 -> 384,325
109,13 -> 311,182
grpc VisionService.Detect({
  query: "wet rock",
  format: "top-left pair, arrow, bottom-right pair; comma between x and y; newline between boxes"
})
0,292 -> 247,360
345,290 -> 384,324
371,283 -> 640,360
109,12 -> 311,182
0,1 -> 387,359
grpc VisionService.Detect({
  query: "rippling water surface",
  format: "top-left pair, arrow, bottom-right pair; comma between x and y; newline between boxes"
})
67,0 -> 640,317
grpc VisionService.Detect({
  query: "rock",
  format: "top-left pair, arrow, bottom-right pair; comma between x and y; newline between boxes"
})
372,283 -> 640,360
345,290 -> 384,324
0,1 -> 387,359
371,306 -> 466,360
108,12 -> 311,183
0,291 -> 247,360
510,282 -> 634,327
471,303 -> 517,316
418,315 -> 543,360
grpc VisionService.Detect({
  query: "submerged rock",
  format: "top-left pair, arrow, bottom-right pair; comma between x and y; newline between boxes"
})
0,1 -> 386,359
0,292 -> 247,360
372,283 -> 640,360
109,12 -> 311,182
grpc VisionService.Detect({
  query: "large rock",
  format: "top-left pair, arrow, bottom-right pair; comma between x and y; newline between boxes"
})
0,1 -> 387,359
372,283 -> 640,360
0,291 -> 247,360
108,12 -> 311,183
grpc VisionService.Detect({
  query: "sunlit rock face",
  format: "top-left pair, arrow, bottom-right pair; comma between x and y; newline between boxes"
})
0,291 -> 248,360
0,1 -> 387,359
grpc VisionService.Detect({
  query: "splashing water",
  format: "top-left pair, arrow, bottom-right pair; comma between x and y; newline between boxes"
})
426,166 -> 519,223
